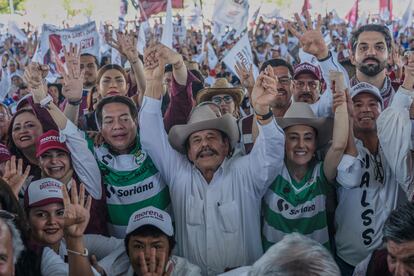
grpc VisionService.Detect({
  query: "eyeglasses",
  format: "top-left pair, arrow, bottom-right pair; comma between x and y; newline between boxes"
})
211,95 -> 234,104
294,80 -> 319,90
278,77 -> 292,86
0,210 -> 16,221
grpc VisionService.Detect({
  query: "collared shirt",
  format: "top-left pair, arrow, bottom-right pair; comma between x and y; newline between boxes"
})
139,96 -> 285,276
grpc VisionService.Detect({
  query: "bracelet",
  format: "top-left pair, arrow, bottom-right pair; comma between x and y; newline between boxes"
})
255,109 -> 273,121
68,98 -> 82,106
40,94 -> 53,109
67,247 -> 89,257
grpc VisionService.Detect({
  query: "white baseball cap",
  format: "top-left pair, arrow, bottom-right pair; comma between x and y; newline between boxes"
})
350,82 -> 384,108
126,207 -> 173,237
24,178 -> 64,209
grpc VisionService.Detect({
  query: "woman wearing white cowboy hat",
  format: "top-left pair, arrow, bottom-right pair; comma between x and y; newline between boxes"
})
262,83 -> 350,251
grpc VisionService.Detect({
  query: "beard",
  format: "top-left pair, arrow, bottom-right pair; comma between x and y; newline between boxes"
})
357,58 -> 387,77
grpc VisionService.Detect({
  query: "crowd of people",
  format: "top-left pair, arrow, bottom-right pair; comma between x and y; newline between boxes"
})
0,7 -> 414,276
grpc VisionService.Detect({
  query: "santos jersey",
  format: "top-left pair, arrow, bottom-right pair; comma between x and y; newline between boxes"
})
88,136 -> 171,238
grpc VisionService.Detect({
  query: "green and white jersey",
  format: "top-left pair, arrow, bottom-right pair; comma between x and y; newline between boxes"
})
262,162 -> 331,251
88,136 -> 171,238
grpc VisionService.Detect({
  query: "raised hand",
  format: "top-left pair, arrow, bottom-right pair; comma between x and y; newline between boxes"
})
2,156 -> 30,198
235,61 -> 254,90
144,43 -> 166,83
62,182 -> 92,239
287,11 -> 328,60
26,36 -> 38,59
155,44 -> 183,67
402,52 -> 414,90
138,248 -> 172,276
107,29 -> 139,63
251,65 -> 279,115
23,62 -> 49,102
61,43 -> 84,102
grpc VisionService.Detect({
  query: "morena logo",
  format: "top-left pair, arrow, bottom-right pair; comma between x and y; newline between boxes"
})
39,182 -> 61,190
40,135 -> 60,144
133,210 -> 164,222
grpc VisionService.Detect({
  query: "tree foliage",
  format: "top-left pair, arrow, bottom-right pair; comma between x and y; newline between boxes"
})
0,0 -> 26,14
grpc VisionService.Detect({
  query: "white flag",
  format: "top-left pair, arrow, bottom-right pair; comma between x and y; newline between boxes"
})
213,0 -> 249,38
161,0 -> 173,49
207,43 -> 218,70
222,33 -> 259,80
137,22 -> 147,55
7,21 -> 27,43
111,30 -> 122,66
400,0 -> 413,31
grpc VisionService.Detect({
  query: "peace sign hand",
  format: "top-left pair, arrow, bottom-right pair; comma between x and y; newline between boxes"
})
61,43 -> 84,102
287,12 -> 329,60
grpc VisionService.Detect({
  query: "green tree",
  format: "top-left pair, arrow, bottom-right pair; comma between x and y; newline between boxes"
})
0,0 -> 26,14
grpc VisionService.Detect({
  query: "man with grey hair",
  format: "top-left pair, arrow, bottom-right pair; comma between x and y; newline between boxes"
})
353,202 -> 414,276
220,233 -> 340,276
0,215 -> 24,276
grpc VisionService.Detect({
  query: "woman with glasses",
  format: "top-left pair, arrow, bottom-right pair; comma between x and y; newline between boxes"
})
196,78 -> 244,119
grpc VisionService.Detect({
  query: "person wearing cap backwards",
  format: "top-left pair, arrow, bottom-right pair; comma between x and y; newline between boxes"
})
262,81 -> 348,250
334,62 -> 414,275
25,59 -> 171,239
140,44 -> 285,275
196,78 -> 244,119
99,206 -> 201,275
24,178 -> 120,276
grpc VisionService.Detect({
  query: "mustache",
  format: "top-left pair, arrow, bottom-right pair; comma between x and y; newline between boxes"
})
277,88 -> 287,94
299,92 -> 313,98
363,57 -> 380,64
196,146 -> 219,159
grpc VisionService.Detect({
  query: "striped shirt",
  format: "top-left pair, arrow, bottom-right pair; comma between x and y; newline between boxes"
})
262,162 -> 331,250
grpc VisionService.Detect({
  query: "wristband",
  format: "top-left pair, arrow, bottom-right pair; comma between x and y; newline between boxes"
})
68,98 -> 82,106
67,247 -> 89,257
40,94 -> 53,109
255,109 -> 273,121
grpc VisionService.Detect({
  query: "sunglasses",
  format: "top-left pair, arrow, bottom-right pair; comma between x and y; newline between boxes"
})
211,95 -> 234,104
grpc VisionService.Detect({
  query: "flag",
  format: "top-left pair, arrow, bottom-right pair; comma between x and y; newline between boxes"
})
222,33 -> 259,80
7,21 -> 28,43
138,0 -> 183,20
345,0 -> 359,26
136,21 -> 148,55
212,0 -> 249,39
379,0 -> 392,21
249,5 -> 261,27
400,0 -> 413,31
160,0 -> 173,49
207,43 -> 218,70
111,30 -> 122,66
301,0 -> 311,16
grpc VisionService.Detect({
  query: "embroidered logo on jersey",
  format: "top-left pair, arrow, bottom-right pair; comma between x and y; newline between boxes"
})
105,182 -> 154,199
134,150 -> 147,167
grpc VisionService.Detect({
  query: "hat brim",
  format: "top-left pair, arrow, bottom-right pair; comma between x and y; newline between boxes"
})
168,114 -> 240,154
36,145 -> 69,158
196,87 -> 244,106
276,117 -> 333,148
25,197 -> 63,209
294,69 -> 320,80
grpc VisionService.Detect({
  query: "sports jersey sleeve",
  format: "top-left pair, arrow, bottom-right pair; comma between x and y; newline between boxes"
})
139,96 -> 187,186
377,86 -> 414,200
60,120 -> 102,199
336,154 -> 364,189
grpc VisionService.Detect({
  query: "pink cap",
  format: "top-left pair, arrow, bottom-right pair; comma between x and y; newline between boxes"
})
293,62 -> 322,81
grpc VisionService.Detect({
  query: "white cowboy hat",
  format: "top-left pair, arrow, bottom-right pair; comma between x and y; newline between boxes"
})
168,104 -> 239,154
276,102 -> 333,149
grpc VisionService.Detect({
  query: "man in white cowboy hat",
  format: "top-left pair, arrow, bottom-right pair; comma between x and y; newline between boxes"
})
140,51 -> 285,275
196,78 -> 244,119
334,78 -> 414,275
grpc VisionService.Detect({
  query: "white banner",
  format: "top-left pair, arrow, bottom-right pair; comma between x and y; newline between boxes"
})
7,21 -> 27,43
111,30 -> 122,66
212,0 -> 249,39
39,21 -> 99,76
222,33 -> 259,80
137,21 -> 148,55
173,21 -> 186,44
